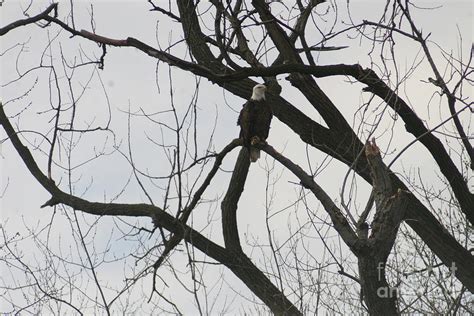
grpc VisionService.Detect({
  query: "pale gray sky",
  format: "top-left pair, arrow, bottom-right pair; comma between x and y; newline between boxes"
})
1,0 -> 472,314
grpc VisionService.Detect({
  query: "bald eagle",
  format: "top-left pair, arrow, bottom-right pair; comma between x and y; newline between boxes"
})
237,84 -> 273,162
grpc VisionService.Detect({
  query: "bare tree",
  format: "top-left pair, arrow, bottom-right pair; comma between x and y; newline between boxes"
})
1,1 -> 472,314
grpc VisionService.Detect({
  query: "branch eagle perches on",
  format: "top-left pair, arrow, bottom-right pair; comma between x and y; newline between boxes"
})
1,1 -> 473,313
1,97 -> 302,314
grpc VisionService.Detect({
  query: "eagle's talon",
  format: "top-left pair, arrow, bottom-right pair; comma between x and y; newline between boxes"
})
251,136 -> 261,146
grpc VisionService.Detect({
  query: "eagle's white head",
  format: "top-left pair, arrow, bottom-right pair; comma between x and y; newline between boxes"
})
251,84 -> 267,101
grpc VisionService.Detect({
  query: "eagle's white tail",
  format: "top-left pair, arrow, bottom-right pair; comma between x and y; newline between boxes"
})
250,148 -> 260,162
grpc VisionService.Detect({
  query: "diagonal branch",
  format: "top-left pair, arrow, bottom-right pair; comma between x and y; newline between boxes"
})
79,1 -> 474,290
260,143 -> 365,255
182,60 -> 473,223
251,0 -> 302,64
396,0 -> 474,171
3,1 -> 473,294
179,138 -> 242,223
0,104 -> 227,261
0,3 -> 58,36
252,0 -> 358,133
2,100 -> 302,313
261,138 -> 474,292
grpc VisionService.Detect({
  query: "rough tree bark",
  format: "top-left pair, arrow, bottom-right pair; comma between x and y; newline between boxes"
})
258,141 -> 407,314
358,141 -> 408,315
1,1 -> 473,313
221,148 -> 302,315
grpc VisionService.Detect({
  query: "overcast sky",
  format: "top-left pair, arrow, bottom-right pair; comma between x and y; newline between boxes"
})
1,0 -> 472,314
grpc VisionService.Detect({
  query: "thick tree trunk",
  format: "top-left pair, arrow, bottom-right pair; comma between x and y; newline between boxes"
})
356,141 -> 405,314
221,148 -> 250,251
221,148 -> 302,315
358,257 -> 398,315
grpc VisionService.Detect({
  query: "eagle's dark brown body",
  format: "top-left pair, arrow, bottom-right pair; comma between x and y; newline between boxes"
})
237,99 -> 273,162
